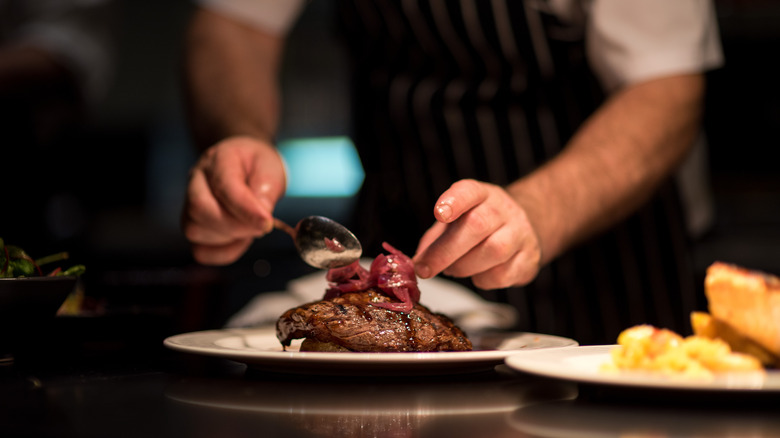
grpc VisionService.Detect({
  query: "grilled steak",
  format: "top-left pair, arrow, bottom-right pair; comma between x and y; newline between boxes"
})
276,289 -> 472,352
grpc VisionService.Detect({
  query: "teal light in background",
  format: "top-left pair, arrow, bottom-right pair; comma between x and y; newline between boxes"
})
277,136 -> 365,197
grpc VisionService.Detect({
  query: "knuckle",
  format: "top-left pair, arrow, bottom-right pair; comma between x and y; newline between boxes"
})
494,270 -> 515,289
514,271 -> 534,287
473,274 -> 500,290
187,193 -> 208,212
464,209 -> 491,236
514,261 -> 539,286
191,246 -> 212,265
474,263 -> 524,290
182,224 -> 199,242
484,237 -> 513,261
183,202 -> 211,229
452,178 -> 478,191
444,263 -> 465,278
451,179 -> 484,201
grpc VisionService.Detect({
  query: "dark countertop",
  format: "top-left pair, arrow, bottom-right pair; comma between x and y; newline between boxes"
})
2,314 -> 780,438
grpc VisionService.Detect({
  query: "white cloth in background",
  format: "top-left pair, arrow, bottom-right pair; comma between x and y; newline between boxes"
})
195,0 -> 306,36
195,0 -> 724,92
0,0 -> 114,105
226,261 -> 518,334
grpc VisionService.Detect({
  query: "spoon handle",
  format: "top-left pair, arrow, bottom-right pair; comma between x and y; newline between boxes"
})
273,218 -> 296,239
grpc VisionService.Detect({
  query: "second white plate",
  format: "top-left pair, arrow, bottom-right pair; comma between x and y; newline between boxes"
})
505,345 -> 780,392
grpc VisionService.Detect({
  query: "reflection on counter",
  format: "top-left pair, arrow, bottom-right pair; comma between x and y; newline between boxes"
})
164,369 -> 577,438
510,397 -> 780,437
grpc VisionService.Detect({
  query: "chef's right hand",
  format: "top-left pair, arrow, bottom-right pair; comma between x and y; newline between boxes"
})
182,136 -> 287,265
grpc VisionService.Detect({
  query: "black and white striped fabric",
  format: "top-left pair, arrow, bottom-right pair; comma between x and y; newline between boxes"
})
336,0 -> 698,345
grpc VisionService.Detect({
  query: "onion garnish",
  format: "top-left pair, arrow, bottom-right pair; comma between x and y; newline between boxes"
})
325,242 -> 420,313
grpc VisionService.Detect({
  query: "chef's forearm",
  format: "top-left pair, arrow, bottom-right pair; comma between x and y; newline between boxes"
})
508,73 -> 705,265
184,8 -> 284,151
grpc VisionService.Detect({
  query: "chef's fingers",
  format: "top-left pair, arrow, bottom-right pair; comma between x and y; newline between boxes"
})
204,147 -> 273,234
244,142 -> 287,234
245,176 -> 280,235
414,201 -> 503,279
432,179 -> 489,223
414,221 -> 447,258
182,167 -> 262,244
470,239 -> 541,289
443,197 -> 541,284
190,238 -> 254,266
441,224 -> 516,278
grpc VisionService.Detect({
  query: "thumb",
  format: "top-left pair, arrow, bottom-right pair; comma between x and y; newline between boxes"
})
246,149 -> 287,233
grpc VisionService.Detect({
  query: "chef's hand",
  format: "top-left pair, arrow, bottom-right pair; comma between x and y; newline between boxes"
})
412,179 -> 542,290
182,136 -> 286,265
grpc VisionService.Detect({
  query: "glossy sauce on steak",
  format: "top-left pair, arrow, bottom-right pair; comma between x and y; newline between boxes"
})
276,289 -> 472,352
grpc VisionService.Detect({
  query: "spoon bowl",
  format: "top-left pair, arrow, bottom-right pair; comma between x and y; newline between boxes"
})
275,216 -> 362,269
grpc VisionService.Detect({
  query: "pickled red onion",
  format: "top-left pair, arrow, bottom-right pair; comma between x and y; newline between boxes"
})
324,242 -> 420,312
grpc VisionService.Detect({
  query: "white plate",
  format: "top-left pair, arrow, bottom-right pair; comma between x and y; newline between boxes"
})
505,345 -> 780,392
164,327 -> 577,375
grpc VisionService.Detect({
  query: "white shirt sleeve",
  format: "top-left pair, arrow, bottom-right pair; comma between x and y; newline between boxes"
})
585,0 -> 724,92
195,0 -> 306,35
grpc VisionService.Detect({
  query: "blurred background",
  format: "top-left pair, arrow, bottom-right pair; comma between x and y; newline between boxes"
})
1,0 -> 779,347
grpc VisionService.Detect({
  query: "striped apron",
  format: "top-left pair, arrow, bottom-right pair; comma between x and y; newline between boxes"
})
336,0 -> 698,345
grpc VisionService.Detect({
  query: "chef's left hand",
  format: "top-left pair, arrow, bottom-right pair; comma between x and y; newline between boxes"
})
413,179 -> 542,290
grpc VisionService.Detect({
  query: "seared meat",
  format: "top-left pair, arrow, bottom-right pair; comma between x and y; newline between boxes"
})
276,289 -> 472,352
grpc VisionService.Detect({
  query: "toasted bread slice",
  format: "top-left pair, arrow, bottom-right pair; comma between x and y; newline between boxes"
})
703,262 -> 780,363
691,311 -> 780,367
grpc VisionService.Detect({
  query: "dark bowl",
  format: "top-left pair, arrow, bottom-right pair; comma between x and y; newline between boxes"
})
0,276 -> 77,361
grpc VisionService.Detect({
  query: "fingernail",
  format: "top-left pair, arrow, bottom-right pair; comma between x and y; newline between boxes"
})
436,203 -> 452,221
255,182 -> 274,197
256,216 -> 274,234
415,263 -> 431,279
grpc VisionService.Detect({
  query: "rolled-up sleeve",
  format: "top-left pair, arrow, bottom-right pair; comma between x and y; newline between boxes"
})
586,0 -> 724,92
196,0 -> 306,35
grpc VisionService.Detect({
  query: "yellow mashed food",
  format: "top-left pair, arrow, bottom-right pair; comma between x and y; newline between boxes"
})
602,325 -> 764,380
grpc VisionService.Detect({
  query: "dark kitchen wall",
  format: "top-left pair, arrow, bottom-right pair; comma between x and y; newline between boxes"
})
17,0 -> 778,327
62,0 -> 352,328
695,0 -> 780,277
74,0 -> 351,268
77,0 -> 196,267
84,0 -> 780,272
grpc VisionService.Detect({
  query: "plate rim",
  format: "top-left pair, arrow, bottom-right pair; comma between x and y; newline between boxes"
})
504,344 -> 780,392
163,327 -> 578,367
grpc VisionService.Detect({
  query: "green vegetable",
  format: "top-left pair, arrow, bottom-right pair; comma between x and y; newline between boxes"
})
1,237 -> 85,278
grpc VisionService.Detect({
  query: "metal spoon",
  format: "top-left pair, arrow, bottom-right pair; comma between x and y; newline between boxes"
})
274,216 -> 362,269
